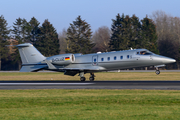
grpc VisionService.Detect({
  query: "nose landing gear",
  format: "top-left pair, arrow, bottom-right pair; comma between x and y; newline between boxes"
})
155,67 -> 160,75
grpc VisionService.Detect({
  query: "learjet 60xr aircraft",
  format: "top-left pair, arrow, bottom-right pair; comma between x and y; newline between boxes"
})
15,43 -> 176,81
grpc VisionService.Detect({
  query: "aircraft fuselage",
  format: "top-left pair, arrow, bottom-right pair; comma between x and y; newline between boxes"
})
50,49 -> 175,72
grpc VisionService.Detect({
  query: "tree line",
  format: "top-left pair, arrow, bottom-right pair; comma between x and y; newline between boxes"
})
0,16 -> 59,70
0,10 -> 180,70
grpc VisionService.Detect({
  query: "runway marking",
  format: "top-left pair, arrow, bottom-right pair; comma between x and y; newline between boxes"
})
0,83 -> 94,86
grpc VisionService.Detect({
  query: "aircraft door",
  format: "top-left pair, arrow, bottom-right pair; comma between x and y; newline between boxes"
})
92,55 -> 98,66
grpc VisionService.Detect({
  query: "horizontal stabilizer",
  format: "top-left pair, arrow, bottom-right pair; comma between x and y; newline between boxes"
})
6,44 -> 32,47
20,65 -> 47,72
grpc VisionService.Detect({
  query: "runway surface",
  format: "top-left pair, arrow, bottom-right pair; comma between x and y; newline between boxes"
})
1,81 -> 180,90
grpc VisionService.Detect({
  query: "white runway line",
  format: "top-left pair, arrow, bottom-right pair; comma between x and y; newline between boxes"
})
0,83 -> 95,85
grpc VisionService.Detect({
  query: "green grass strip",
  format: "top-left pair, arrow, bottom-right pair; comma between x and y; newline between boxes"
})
0,89 -> 180,120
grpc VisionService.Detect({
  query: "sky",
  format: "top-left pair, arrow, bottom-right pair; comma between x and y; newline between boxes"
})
0,0 -> 180,33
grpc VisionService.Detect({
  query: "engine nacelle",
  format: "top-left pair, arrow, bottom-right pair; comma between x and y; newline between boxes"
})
46,53 -> 75,65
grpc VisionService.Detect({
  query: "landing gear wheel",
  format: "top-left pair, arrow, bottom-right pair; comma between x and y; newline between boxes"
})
155,70 -> 160,75
89,77 -> 94,81
80,77 -> 86,81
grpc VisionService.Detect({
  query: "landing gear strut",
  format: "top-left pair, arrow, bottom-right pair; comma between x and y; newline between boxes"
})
89,73 -> 95,81
155,67 -> 160,75
79,72 -> 86,81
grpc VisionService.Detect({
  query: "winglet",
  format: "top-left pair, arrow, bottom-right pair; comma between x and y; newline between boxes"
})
45,60 -> 57,69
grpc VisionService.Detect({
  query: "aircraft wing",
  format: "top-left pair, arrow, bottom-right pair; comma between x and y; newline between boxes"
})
59,66 -> 105,71
45,59 -> 105,71
61,67 -> 106,76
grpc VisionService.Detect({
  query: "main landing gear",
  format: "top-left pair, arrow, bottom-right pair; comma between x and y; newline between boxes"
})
155,67 -> 160,75
89,73 -> 95,81
80,77 -> 86,81
79,72 -> 86,81
79,72 -> 95,81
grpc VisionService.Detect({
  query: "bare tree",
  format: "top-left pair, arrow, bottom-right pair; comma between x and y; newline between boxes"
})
151,10 -> 180,69
151,10 -> 170,41
170,17 -> 180,43
151,10 -> 180,43
92,26 -> 111,52
58,28 -> 67,54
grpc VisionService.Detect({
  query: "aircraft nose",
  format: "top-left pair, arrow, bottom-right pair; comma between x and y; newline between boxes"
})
161,57 -> 176,64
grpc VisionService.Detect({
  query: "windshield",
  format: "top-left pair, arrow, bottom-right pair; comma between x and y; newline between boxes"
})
137,51 -> 153,55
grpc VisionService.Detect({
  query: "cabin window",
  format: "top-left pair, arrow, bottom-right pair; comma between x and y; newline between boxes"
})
137,52 -> 139,55
101,58 -> 104,61
140,51 -> 146,55
107,57 -> 110,61
94,58 -> 96,62
120,56 -> 123,59
114,56 -> 117,60
127,55 -> 129,59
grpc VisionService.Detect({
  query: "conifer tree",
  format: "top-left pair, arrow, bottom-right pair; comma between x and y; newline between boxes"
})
0,15 -> 10,40
12,18 -> 22,42
123,15 -> 132,48
0,35 -> 9,70
22,19 -> 31,42
140,17 -> 158,54
12,18 -> 30,43
66,16 -> 94,54
0,15 -> 10,70
109,13 -> 158,52
109,14 -> 130,51
11,18 -> 30,70
130,15 -> 141,48
34,19 -> 59,56
29,17 -> 40,44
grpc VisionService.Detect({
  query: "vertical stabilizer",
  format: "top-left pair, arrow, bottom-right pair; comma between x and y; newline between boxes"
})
17,43 -> 46,64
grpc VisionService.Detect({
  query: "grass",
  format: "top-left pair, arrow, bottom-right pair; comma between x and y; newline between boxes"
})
1,72 -> 180,119
0,72 -> 180,80
0,89 -> 180,120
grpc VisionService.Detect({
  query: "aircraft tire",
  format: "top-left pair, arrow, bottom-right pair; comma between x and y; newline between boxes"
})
155,70 -> 160,75
80,77 -> 86,81
89,77 -> 94,81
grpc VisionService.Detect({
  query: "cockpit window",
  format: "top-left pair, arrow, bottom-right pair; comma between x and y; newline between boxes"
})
137,51 -> 153,55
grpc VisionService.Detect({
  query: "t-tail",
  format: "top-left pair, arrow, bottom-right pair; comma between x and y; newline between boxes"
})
16,43 -> 46,72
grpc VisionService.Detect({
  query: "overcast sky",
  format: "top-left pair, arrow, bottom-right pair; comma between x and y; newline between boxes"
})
0,0 -> 179,33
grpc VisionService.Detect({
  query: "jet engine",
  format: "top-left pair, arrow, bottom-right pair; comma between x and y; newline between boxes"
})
46,53 -> 75,65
